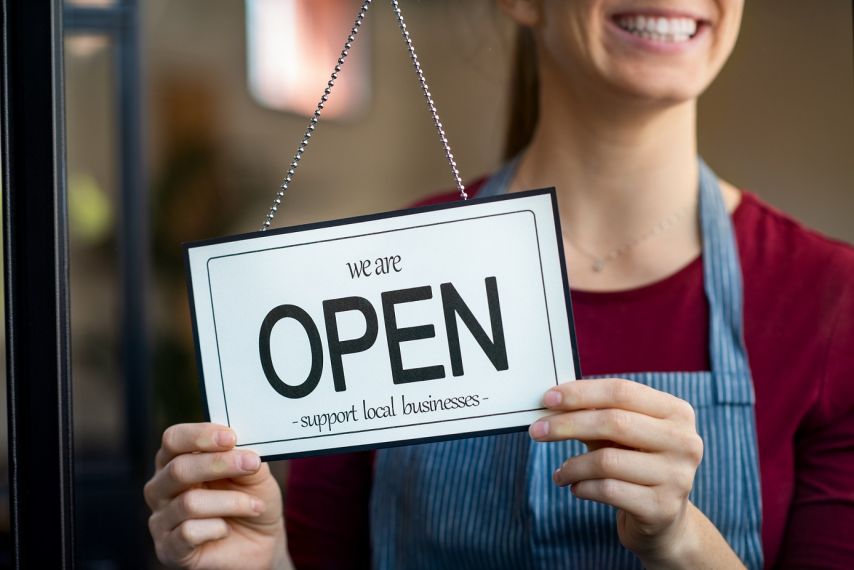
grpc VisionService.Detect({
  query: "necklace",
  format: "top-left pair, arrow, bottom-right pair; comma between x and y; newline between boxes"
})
564,203 -> 694,272
510,161 -> 696,273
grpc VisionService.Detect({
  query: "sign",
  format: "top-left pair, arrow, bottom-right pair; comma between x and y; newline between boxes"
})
184,189 -> 581,460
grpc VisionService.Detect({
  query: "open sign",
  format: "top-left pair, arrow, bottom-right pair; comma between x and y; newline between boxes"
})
185,189 -> 580,460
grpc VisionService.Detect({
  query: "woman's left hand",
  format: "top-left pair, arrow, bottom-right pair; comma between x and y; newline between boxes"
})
528,377 -> 710,566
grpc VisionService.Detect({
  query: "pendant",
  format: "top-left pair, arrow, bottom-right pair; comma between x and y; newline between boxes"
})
592,259 -> 605,272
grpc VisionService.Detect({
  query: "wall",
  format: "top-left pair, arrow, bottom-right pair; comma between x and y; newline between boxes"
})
699,0 -> 854,242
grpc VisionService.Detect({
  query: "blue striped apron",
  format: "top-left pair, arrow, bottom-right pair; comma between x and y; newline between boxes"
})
370,159 -> 763,569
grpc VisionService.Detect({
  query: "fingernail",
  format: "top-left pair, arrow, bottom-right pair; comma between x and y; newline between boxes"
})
552,468 -> 561,484
529,420 -> 550,439
544,390 -> 562,408
251,498 -> 266,514
215,430 -> 236,447
240,453 -> 261,472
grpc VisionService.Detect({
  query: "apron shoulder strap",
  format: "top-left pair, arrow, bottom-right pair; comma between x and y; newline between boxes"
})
698,159 -> 754,404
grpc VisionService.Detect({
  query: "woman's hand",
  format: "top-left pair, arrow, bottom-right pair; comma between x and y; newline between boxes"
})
529,378 -> 744,569
144,423 -> 291,569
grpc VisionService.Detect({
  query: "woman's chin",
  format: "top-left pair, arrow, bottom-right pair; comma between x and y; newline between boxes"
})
603,69 -> 708,107
596,13 -> 719,104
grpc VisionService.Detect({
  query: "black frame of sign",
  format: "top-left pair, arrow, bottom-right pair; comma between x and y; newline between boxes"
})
185,188 -> 583,461
2,0 -> 75,567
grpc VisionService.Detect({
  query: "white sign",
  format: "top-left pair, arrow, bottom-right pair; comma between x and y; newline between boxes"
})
185,189 -> 581,460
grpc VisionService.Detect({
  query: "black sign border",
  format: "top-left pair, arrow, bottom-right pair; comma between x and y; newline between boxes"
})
183,187 -> 583,461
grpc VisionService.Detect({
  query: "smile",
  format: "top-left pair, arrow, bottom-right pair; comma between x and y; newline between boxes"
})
613,14 -> 701,43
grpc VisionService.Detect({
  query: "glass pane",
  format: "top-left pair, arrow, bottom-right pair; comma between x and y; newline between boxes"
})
65,33 -> 146,568
65,34 -> 123,460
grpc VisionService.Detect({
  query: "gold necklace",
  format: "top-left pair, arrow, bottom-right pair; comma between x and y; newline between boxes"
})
564,203 -> 693,272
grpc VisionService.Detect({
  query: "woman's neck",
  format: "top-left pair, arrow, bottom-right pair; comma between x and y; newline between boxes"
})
510,73 -> 708,290
516,92 -> 699,245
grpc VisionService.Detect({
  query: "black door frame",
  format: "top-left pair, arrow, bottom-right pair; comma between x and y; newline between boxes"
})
2,0 -> 148,567
2,0 -> 75,567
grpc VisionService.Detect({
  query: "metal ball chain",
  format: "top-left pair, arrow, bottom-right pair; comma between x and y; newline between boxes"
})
260,0 -> 466,231
390,0 -> 466,201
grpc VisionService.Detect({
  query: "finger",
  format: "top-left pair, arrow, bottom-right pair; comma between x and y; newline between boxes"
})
530,408 -> 692,451
162,518 -> 229,565
147,450 -> 262,506
554,447 -> 681,487
571,479 -> 679,523
156,423 -> 237,469
152,489 -> 265,534
544,378 -> 695,422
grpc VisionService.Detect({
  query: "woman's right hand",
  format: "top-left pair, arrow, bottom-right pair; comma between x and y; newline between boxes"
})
144,423 -> 291,569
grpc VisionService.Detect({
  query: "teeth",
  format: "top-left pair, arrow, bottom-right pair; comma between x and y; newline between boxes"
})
617,15 -> 698,42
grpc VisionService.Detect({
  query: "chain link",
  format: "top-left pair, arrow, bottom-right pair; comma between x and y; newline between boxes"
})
260,0 -> 465,231
390,0 -> 466,201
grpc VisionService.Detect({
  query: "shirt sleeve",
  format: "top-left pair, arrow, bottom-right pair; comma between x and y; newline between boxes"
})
775,248 -> 854,568
285,452 -> 374,570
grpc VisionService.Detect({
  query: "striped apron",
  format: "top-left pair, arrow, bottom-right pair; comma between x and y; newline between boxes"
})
370,159 -> 763,569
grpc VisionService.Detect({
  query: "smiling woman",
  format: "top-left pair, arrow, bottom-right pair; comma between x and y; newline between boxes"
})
142,0 -> 854,568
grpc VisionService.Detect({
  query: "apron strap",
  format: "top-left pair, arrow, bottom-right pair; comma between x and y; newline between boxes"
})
476,156 -> 519,198
697,159 -> 754,404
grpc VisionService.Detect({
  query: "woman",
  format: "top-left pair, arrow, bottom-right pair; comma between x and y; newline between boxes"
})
144,1 -> 854,568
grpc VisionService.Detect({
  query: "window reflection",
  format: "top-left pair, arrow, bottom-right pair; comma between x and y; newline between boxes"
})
64,34 -> 124,458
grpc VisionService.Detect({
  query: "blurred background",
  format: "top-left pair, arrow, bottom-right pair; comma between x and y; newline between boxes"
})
0,0 -> 852,567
